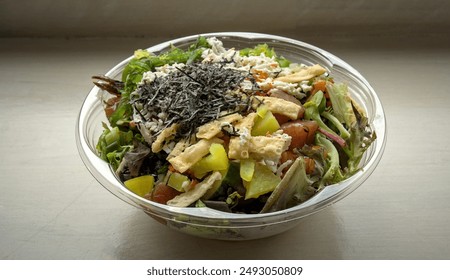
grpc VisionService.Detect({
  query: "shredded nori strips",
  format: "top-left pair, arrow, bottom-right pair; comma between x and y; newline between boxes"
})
132,62 -> 254,138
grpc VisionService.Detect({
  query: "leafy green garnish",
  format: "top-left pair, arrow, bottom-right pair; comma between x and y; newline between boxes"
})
315,133 -> 345,188
96,123 -> 134,170
304,91 -> 328,129
325,83 -> 377,174
327,83 -> 357,128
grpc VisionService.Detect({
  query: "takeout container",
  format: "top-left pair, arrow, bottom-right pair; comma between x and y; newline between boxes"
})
76,32 -> 386,240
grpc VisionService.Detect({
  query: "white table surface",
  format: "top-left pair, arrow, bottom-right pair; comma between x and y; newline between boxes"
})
1,33 -> 449,260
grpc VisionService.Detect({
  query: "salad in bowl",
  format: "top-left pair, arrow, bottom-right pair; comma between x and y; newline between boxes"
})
78,33 -> 385,239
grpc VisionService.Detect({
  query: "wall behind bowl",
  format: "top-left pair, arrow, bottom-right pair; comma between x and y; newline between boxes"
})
0,0 -> 449,38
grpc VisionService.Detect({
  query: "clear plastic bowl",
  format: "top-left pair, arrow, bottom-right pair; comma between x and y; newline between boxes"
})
76,32 -> 386,240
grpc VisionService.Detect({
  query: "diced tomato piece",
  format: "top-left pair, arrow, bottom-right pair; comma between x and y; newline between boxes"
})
150,183 -> 181,205
281,120 -> 319,150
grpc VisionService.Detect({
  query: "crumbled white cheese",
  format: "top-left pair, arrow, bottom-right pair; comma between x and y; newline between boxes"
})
264,159 -> 278,173
240,79 -> 255,92
202,37 -> 238,64
235,53 -> 280,73
141,71 -> 159,84
206,37 -> 226,54
272,80 -> 305,99
141,63 -> 185,84
300,80 -> 313,93
239,127 -> 250,145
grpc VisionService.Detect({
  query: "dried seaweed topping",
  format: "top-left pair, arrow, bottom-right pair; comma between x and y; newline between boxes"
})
132,62 -> 254,138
